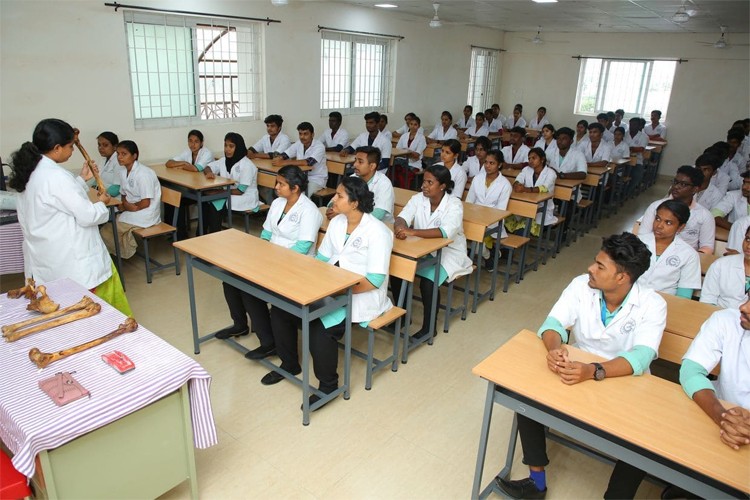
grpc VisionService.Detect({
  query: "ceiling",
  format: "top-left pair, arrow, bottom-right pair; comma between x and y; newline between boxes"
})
334,0 -> 750,34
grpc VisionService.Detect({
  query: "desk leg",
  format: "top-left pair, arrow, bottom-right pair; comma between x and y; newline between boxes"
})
225,187 -> 232,229
471,241 -> 481,313
110,207 -> 125,291
301,305 -> 311,426
472,381 -> 496,499
428,249 -> 442,344
489,231 -> 500,301
343,287 -> 352,400
196,191 -> 204,236
401,280 -> 414,364
594,173 -> 608,227
185,255 -> 200,355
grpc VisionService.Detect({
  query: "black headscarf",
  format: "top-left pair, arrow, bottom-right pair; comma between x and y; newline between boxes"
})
224,132 -> 247,173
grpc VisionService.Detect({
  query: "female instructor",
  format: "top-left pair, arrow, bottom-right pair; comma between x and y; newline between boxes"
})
10,118 -> 131,315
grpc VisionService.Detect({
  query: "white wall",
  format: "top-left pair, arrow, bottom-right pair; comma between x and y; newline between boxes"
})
0,0 -> 503,164
497,30 -> 750,175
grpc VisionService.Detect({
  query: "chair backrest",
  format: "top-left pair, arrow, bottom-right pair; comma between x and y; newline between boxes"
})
507,198 -> 538,219
389,254 -> 417,308
258,172 -> 276,189
553,184 -> 574,202
161,187 -> 181,226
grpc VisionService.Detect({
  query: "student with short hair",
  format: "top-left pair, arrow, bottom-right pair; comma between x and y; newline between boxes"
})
724,130 -> 747,191
392,164 -> 473,340
497,232 -> 666,500
528,106 -> 549,130
547,127 -> 586,181
711,171 -> 750,231
644,110 -> 666,140
612,109 -> 628,133
247,115 -> 291,159
572,119 -> 591,152
378,114 -> 392,141
328,146 -> 394,223
462,136 -> 491,179
505,106 -> 526,129
597,113 -> 614,143
636,199 -> 701,298
694,153 -> 729,210
322,111 -> 349,152
491,104 -> 506,131
435,139 -> 466,198
533,124 -> 557,155
583,123 -> 613,169
395,115 -> 427,172
639,165 -> 715,254
273,122 -> 328,196
624,117 -> 649,198
342,111 -> 392,171
427,111 -> 458,143
726,215 -> 750,254
456,105 -> 475,130
699,226 -> 749,309
506,147 -> 557,237
485,107 -> 502,134
393,112 -> 422,138
94,131 -> 123,196
501,126 -> 530,171
709,141 -> 741,192
610,126 -> 630,161
462,112 -> 490,138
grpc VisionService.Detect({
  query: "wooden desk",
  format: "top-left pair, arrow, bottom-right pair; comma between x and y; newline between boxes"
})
252,158 -> 312,175
149,164 -> 235,235
657,292 -> 721,369
700,253 -> 718,276
584,164 -> 612,225
716,226 -> 729,243
471,330 -> 749,499
88,188 -> 127,289
173,229 -> 361,424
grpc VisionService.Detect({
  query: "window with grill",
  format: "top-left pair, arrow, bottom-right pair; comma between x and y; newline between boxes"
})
574,58 -> 677,119
123,11 -> 263,128
467,47 -> 500,111
320,30 -> 395,115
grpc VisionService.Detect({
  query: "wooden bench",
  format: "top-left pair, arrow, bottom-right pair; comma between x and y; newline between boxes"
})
133,186 -> 181,283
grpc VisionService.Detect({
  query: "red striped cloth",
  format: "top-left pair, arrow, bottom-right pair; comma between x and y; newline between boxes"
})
0,221 -> 24,275
0,278 -> 217,478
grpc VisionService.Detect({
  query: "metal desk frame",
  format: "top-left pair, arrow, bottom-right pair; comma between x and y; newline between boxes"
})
158,180 -> 232,236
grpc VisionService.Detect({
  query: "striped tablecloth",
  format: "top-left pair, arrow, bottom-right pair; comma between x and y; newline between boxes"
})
0,278 -> 217,478
0,213 -> 24,275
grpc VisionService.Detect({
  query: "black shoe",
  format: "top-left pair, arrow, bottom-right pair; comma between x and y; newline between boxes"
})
661,485 -> 699,499
244,345 -> 277,360
261,371 -> 285,385
300,391 -> 338,412
495,476 -> 547,499
411,329 -> 437,341
214,325 -> 249,340
484,257 -> 496,272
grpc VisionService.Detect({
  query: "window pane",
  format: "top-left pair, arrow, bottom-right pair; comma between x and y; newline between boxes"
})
642,61 -> 676,121
468,48 -> 499,111
600,61 -> 645,113
576,58 -> 602,114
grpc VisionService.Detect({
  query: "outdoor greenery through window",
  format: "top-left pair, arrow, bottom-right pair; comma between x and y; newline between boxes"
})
575,58 -> 677,119
320,30 -> 395,115
123,11 -> 263,128
467,47 -> 500,112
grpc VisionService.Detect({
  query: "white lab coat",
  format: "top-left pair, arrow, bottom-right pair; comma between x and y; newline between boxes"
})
713,189 -> 749,224
395,124 -> 424,136
350,131 -> 392,163
487,118 -> 503,133
726,215 -> 750,252
319,213 -> 393,323
462,156 -> 483,178
572,135 -> 590,153
695,172 -> 729,211
684,308 -> 750,407
396,132 -> 427,170
427,125 -> 458,142
516,166 -> 558,226
435,162 -> 467,199
611,121 -> 629,133
602,129 -> 615,143
548,274 -> 666,360
624,130 -> 649,164
547,149 -> 587,175
534,138 -> 558,156
397,192 -> 473,282
117,161 -> 161,227
252,133 -> 291,155
609,141 -> 630,162
99,153 -> 123,188
700,254 -> 746,309
466,170 -> 512,238
501,144 -> 530,165
172,147 -> 214,169
283,139 -> 328,188
456,116 -> 475,129
639,197 -> 715,253
262,194 -> 322,255
636,233 -> 702,295
322,128 -> 349,150
644,123 -> 666,139
17,155 -> 111,288
209,156 -> 260,212
528,117 -> 549,130
505,116 -> 527,129
354,171 -> 395,224
465,123 -> 490,138
583,140 -> 613,164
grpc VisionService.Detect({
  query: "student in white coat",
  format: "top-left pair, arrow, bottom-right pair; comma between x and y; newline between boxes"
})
572,120 -> 591,153
463,136 -> 491,179
712,171 -> 750,231
393,164 -> 473,340
610,127 -> 630,162
694,153 -> 729,211
342,111 -> 392,171
216,166 -> 323,361
636,200 -> 702,298
505,107 -> 526,129
583,123 -> 613,169
327,146 -> 394,224
485,107 -> 502,134
322,111 -> 349,152
204,133 -> 259,234
547,127 -> 587,181
393,112 -> 423,139
273,122 -> 328,196
497,233 -> 666,500
94,131 -> 123,196
639,166 -> 715,254
700,226 -> 750,309
455,105 -> 475,130
461,112 -> 490,138
528,106 -> 550,130
267,177 -> 393,407
643,109 -> 666,140
612,109 -> 628,134
501,127 -> 531,171
435,139 -> 466,199
505,148 -> 557,238
427,111 -> 458,144
165,129 -> 214,240
726,215 -> 750,253
378,114 -> 393,141
10,118 -> 131,315
247,114 -> 292,159
466,150 -> 512,269
624,117 -> 649,198
395,116 -> 427,172
533,124 -> 558,155
100,141 -> 161,259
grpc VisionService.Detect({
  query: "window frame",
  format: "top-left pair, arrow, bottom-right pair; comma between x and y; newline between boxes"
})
467,47 -> 500,112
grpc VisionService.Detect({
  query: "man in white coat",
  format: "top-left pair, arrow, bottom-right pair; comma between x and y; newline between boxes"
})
497,232 -> 666,500
342,111 -> 392,171
247,114 -> 292,159
322,111 -> 349,152
273,122 -> 328,197
712,171 -> 750,231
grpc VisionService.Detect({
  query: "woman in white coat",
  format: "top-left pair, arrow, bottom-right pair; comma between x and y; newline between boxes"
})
427,111 -> 458,144
267,176 -> 393,407
10,118 -> 131,315
700,225 -> 750,309
216,166 -> 323,361
95,131 -> 123,196
204,133 -> 259,234
395,116 -> 427,171
505,147 -> 557,237
637,200 -> 702,298
435,139 -> 467,199
533,124 -> 558,155
393,164 -> 473,340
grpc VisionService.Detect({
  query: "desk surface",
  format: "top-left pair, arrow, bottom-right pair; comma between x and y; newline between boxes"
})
509,190 -> 554,204
150,164 -> 235,190
391,147 -> 411,157
252,158 -> 312,173
174,229 -> 362,305
657,292 -> 720,339
473,330 -> 749,494
326,152 -> 356,164
393,188 -> 511,226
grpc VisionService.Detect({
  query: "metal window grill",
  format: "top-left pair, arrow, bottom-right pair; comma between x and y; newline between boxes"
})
467,47 -> 499,112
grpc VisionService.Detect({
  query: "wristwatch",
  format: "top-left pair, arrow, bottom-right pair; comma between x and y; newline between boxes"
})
592,362 -> 606,381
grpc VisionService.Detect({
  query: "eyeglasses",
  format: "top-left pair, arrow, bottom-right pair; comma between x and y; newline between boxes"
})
671,179 -> 693,188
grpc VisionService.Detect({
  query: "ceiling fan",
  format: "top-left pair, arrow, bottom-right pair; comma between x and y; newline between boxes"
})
517,26 -> 544,44
697,26 -> 749,49
671,0 -> 699,23
429,3 -> 442,28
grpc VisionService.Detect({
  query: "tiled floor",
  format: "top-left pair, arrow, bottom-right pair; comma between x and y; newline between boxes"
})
1,178 -> 671,499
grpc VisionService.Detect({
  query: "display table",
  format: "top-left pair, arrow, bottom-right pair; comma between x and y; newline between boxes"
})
0,278 -> 217,499
0,210 -> 23,275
